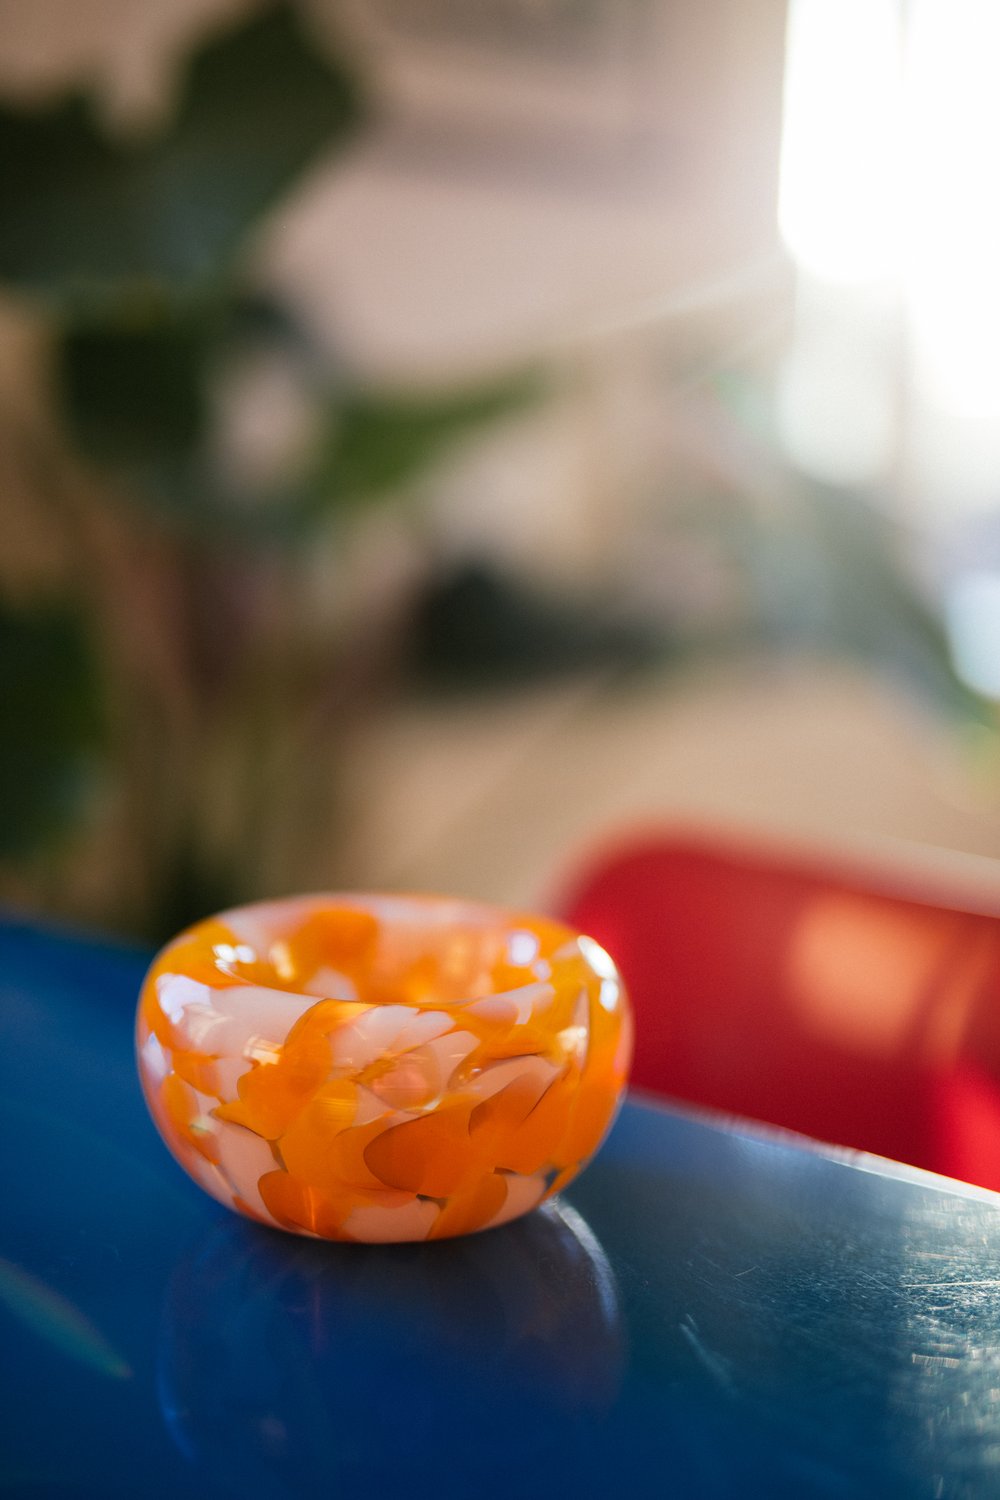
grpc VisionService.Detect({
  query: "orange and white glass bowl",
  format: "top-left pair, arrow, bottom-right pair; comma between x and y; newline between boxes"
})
136,893 -> 633,1242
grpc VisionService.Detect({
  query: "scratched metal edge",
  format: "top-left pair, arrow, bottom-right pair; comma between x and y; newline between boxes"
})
625,1084 -> 1000,1207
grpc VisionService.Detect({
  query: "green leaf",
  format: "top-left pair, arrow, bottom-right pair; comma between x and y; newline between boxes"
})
0,602 -> 102,857
54,289 -> 321,506
58,304 -> 209,467
0,5 -> 363,300
315,373 -> 543,510
54,293 -> 540,535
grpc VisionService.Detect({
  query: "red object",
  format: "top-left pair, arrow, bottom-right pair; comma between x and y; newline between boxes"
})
558,832 -> 1000,1191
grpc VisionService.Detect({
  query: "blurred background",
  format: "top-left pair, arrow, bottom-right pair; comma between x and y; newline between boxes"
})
2,0 -> 999,943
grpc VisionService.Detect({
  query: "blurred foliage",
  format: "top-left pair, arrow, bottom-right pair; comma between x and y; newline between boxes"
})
1,5 -> 988,939
60,306 -> 210,470
55,292 -> 537,531
0,7 -> 361,299
0,2 -> 538,938
319,380 -> 545,511
0,604 -> 101,859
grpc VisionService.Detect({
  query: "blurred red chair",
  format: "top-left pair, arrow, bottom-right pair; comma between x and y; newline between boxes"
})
557,832 -> 1000,1191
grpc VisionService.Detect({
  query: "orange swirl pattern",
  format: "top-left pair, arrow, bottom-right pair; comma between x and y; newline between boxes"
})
136,894 -> 632,1242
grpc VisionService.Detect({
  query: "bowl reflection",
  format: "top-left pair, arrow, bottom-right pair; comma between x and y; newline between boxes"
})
158,1200 -> 623,1497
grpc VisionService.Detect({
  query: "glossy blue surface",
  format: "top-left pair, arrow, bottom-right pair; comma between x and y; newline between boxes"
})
3,915 -> 1000,1498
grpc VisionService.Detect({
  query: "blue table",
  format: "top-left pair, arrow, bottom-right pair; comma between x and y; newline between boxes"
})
3,915 -> 1000,1499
